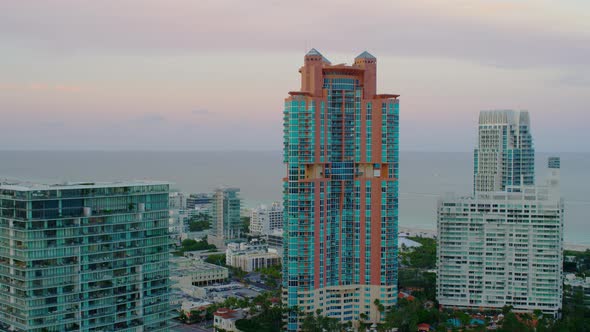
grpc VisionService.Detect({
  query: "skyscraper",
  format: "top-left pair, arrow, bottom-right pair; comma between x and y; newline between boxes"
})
437,110 -> 563,316
474,110 -> 534,193
207,187 -> 242,249
283,49 -> 400,329
0,181 -> 171,331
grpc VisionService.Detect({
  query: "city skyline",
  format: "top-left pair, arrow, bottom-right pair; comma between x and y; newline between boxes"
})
1,1 -> 589,331
1,0 -> 589,152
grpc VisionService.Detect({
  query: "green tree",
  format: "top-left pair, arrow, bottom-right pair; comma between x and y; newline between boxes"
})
400,237 -> 437,269
186,213 -> 212,232
241,216 -> 250,235
205,253 -> 226,266
456,311 -> 470,328
301,311 -> 343,332
498,312 -> 532,332
174,238 -> 217,255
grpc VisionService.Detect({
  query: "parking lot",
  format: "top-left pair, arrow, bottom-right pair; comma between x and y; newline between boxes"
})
213,286 -> 260,300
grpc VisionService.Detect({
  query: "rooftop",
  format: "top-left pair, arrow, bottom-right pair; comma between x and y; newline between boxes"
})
305,48 -> 331,64
170,256 -> 228,275
214,308 -> 244,320
355,50 -> 376,59
0,179 -> 169,192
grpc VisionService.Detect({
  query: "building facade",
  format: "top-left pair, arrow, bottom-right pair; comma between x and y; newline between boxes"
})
169,192 -> 186,210
249,202 -> 283,235
474,110 -> 534,193
213,308 -> 245,332
207,188 -> 242,249
186,193 -> 212,210
265,229 -> 284,255
438,155 -> 563,316
283,49 -> 400,329
0,181 -> 171,332
170,256 -> 228,287
226,241 -> 281,272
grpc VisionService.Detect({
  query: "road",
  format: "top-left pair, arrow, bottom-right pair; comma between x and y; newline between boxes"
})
171,321 -> 213,332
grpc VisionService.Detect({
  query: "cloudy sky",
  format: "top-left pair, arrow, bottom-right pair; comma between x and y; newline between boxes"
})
0,0 -> 588,151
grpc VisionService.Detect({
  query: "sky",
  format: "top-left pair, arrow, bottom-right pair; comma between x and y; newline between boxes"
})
0,0 -> 589,152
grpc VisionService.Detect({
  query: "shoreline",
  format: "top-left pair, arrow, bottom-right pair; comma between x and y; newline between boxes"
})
399,226 -> 590,251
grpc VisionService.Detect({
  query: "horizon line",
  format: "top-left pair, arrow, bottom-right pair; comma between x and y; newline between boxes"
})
0,149 -> 585,154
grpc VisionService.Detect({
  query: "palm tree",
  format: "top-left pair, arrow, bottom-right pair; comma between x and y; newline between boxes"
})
373,299 -> 385,322
360,312 -> 369,321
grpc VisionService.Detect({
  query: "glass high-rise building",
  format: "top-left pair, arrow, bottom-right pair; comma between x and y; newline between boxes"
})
0,181 -> 171,332
474,110 -> 534,193
283,49 -> 400,329
207,187 -> 242,249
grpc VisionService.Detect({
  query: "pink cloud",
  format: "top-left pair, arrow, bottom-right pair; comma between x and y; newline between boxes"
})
29,83 -> 50,90
0,83 -> 83,93
54,84 -> 82,93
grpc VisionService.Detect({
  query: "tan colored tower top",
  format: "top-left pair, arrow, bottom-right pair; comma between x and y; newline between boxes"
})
298,49 -> 379,98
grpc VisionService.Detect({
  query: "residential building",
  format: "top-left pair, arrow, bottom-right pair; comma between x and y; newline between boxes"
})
437,158 -> 563,316
213,308 -> 245,332
474,110 -> 534,193
170,255 -> 228,287
226,241 -> 281,272
0,181 -> 171,332
169,209 -> 186,236
169,191 -> 186,210
249,202 -> 283,235
180,300 -> 212,320
283,49 -> 400,329
207,187 -> 242,249
186,193 -> 212,210
265,228 -> 284,254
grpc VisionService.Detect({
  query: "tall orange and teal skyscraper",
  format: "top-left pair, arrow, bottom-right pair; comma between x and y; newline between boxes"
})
283,49 -> 400,329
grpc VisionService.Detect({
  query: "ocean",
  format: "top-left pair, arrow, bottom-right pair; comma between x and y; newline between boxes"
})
0,150 -> 588,245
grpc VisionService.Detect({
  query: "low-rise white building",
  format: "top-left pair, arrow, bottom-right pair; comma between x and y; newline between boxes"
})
213,308 -> 245,332
181,299 -> 212,314
170,256 -> 229,287
226,240 -> 281,272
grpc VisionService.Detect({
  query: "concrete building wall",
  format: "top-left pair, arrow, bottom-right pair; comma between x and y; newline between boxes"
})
437,183 -> 563,316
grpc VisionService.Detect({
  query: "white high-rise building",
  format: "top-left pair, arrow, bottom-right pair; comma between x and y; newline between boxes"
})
437,158 -> 563,316
249,202 -> 283,235
474,110 -> 534,193
169,191 -> 186,210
